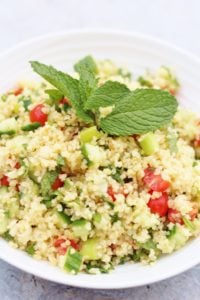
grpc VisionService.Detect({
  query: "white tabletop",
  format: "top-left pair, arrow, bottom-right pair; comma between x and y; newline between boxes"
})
0,0 -> 200,299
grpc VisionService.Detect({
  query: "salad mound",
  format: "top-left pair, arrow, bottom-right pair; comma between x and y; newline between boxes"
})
0,56 -> 199,274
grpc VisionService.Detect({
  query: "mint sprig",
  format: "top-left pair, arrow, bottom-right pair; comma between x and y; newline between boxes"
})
30,61 -> 93,123
30,57 -> 178,136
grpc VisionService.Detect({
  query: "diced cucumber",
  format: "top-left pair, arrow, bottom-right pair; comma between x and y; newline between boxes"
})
80,126 -> 102,144
81,143 -> 105,166
0,186 -> 8,197
140,239 -> 157,250
93,213 -> 102,224
182,216 -> 195,231
56,211 -> 71,227
21,122 -> 41,131
0,118 -> 18,134
139,132 -> 158,155
0,213 -> 9,234
8,200 -> 19,218
71,219 -> 91,240
80,238 -> 100,260
168,225 -> 189,249
64,247 -> 83,274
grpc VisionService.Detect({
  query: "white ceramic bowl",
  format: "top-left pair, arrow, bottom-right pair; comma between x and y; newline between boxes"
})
0,30 -> 200,289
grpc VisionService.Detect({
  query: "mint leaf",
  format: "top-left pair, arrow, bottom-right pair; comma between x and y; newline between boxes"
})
100,89 -> 178,136
85,81 -> 130,110
74,56 -> 98,103
30,61 -> 93,123
74,55 -> 98,76
45,89 -> 64,102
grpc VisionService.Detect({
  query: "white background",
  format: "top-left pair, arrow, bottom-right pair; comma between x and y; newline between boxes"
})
0,0 -> 200,299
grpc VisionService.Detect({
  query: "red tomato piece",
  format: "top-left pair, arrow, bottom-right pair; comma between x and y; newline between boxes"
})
15,162 -> 21,169
0,175 -> 9,186
57,246 -> 67,255
148,193 -> 169,217
14,87 -> 23,96
107,186 -> 117,201
29,104 -> 48,126
168,208 -> 183,224
51,176 -> 64,190
107,186 -> 128,201
143,167 -> 170,192
54,238 -> 78,255
54,238 -> 66,248
69,239 -> 79,250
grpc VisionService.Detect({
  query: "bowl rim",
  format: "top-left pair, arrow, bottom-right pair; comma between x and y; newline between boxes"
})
0,29 -> 200,289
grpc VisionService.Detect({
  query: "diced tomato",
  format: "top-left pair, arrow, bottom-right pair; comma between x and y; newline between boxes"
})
189,207 -> 198,221
57,246 -> 67,255
107,186 -> 128,202
69,239 -> 79,251
29,104 -> 48,126
107,186 -> 116,201
59,97 -> 71,105
148,192 -> 169,217
143,167 -> 170,192
53,238 -> 67,255
54,238 -> 66,248
0,175 -> 9,186
168,208 -> 183,224
53,238 -> 78,255
15,162 -> 21,169
51,176 -> 64,190
13,87 -> 23,96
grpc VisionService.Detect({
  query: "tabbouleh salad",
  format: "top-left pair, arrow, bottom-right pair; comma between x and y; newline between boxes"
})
0,56 -> 200,274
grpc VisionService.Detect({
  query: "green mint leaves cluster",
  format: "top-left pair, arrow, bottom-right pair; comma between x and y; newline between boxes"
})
30,56 -> 178,136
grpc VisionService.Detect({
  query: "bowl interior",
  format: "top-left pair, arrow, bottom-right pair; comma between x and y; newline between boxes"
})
0,30 -> 200,289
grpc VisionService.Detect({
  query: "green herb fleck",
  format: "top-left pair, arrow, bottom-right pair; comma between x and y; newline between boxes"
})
138,76 -> 152,87
25,242 -> 36,256
2,231 -> 13,241
111,213 -> 119,223
21,122 -> 41,131
41,171 -> 58,196
57,155 -> 65,167
111,168 -> 124,184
